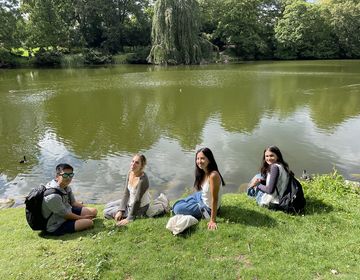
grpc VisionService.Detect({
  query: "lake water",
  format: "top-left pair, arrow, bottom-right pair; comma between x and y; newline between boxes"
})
1,60 -> 359,204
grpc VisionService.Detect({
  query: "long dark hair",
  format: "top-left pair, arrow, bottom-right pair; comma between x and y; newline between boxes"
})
194,147 -> 225,191
260,145 -> 293,176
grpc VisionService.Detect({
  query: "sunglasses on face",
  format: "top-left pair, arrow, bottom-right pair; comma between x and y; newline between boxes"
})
58,172 -> 75,179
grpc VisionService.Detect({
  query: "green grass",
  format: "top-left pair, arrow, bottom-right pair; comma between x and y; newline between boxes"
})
0,172 -> 359,279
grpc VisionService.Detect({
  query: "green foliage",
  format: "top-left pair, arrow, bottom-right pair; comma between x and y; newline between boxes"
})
211,0 -> 280,59
2,0 -> 360,62
148,0 -> 214,65
125,46 -> 151,64
16,0 -> 151,54
0,47 -> 32,68
34,48 -> 63,66
0,0 -> 24,49
113,48 -> 151,65
83,49 -> 112,65
112,53 -> 130,64
73,0 -> 152,53
199,0 -> 359,60
23,0 -> 77,50
60,54 -> 85,68
0,47 -> 18,67
323,0 -> 360,58
302,170 -> 360,199
0,173 -> 360,279
198,0 -> 218,35
275,0 -> 337,59
199,36 -> 219,62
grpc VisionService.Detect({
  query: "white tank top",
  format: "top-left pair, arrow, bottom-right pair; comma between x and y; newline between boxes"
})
128,184 -> 151,207
201,177 -> 222,209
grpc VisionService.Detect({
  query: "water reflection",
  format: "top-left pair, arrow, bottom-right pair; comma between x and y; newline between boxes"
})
0,61 -> 359,203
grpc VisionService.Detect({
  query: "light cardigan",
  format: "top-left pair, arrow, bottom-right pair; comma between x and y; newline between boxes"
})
119,172 -> 150,220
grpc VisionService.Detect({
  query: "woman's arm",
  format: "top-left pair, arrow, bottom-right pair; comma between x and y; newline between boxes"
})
257,164 -> 279,194
116,173 -> 130,220
208,171 -> 221,230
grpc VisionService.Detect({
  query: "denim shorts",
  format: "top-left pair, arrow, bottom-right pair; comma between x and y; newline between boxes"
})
50,207 -> 82,236
172,192 -> 212,220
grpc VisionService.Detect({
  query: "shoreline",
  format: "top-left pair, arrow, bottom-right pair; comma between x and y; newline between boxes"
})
1,177 -> 359,210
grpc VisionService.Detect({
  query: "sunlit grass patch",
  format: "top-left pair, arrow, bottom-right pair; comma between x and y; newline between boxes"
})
0,172 -> 359,279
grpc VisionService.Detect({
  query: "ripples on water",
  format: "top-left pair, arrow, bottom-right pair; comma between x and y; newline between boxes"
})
8,89 -> 56,104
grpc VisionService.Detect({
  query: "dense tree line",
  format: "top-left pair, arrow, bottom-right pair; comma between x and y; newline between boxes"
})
0,0 -> 359,66
199,0 -> 360,60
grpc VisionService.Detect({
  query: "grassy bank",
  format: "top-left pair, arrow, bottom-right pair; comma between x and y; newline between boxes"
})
0,172 -> 359,280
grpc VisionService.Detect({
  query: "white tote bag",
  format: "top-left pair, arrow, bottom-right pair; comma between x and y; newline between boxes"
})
166,214 -> 198,235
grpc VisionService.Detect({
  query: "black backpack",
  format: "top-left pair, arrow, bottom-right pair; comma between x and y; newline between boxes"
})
25,185 -> 64,230
271,175 -> 306,214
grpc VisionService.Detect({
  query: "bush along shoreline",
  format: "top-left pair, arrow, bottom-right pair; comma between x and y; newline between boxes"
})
0,47 -> 153,69
0,171 -> 360,279
0,45 -> 287,69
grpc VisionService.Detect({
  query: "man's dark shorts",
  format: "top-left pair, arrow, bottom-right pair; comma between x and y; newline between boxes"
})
50,207 -> 82,236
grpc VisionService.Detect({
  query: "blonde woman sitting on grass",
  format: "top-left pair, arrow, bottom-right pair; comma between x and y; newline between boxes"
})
104,154 -> 169,226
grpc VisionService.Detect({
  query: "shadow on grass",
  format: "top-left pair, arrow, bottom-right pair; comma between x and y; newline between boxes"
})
219,206 -> 277,227
39,217 -> 107,240
303,197 -> 334,215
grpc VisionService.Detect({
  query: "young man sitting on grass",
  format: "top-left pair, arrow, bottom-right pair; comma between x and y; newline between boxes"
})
42,163 -> 97,235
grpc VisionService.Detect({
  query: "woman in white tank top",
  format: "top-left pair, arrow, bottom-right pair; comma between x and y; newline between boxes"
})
173,147 -> 225,230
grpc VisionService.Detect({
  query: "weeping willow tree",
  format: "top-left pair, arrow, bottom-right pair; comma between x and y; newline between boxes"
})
147,0 -> 214,65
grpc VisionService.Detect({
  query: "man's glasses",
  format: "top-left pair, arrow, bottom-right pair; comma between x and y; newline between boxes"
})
58,172 -> 75,179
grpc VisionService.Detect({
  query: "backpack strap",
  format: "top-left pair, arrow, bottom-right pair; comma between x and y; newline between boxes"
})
274,172 -> 292,197
274,185 -> 280,196
44,188 -> 64,197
